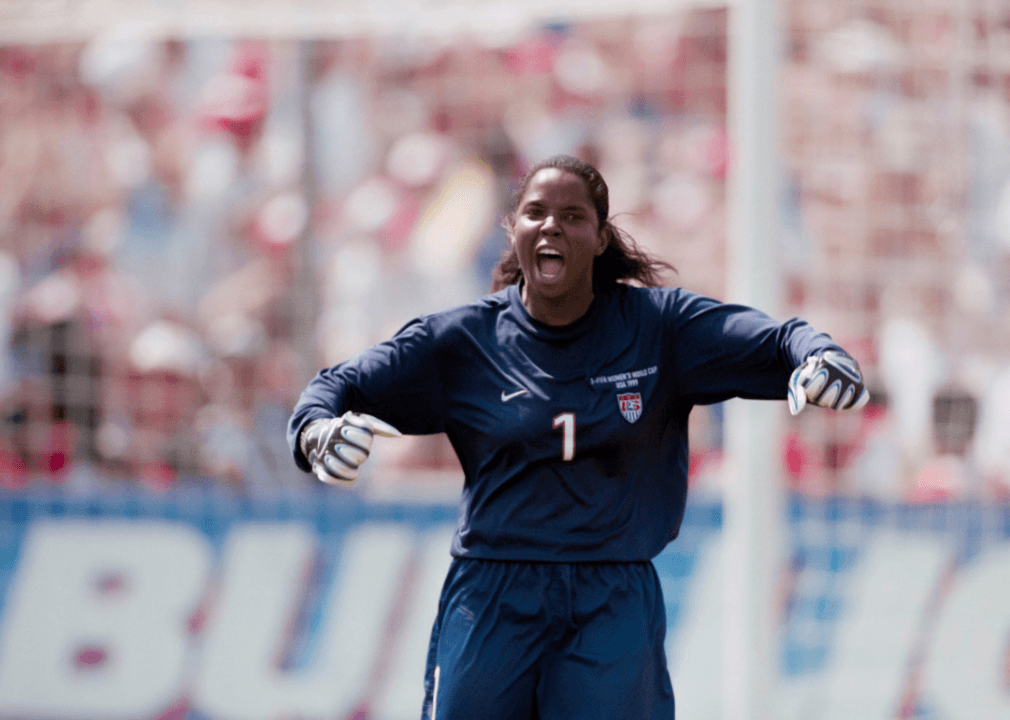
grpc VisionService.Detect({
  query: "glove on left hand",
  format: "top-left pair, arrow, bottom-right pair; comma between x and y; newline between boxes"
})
788,350 -> 870,416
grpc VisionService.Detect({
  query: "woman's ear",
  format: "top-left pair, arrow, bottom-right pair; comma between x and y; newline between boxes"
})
505,218 -> 517,248
595,225 -> 609,257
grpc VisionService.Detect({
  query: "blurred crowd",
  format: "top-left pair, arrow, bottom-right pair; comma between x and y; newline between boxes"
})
0,2 -> 1008,502
775,0 -> 1010,503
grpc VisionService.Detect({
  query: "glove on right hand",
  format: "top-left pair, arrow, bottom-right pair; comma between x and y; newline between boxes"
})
299,412 -> 401,486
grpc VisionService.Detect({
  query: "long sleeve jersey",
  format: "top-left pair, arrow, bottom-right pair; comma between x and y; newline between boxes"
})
288,283 -> 842,562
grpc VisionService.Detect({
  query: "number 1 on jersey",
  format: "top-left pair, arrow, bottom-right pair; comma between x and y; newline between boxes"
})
553,413 -> 575,461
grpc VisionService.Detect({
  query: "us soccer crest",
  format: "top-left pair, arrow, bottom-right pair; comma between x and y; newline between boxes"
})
617,392 -> 643,423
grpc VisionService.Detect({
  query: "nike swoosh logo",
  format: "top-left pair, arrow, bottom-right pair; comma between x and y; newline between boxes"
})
501,388 -> 529,402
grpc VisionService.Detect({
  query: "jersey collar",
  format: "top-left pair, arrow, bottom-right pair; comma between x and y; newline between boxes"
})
507,282 -> 602,342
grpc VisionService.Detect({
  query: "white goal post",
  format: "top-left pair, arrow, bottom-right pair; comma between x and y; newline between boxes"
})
725,0 -> 785,718
0,0 -> 732,44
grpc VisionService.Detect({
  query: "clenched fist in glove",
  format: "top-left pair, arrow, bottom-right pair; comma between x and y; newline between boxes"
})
788,350 -> 870,416
299,412 -> 401,486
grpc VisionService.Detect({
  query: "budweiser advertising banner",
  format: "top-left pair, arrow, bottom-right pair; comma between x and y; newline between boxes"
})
0,491 -> 1007,720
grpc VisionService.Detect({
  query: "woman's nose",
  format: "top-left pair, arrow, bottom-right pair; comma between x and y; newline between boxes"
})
541,214 -> 561,233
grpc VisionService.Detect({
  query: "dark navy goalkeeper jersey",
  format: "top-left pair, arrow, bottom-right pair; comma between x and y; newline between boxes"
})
288,283 -> 841,562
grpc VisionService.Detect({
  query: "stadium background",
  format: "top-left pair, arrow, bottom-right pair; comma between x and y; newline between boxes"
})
1,0 -> 1009,718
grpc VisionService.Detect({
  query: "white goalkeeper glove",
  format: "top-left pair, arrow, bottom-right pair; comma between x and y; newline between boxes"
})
299,412 -> 401,486
787,350 -> 870,416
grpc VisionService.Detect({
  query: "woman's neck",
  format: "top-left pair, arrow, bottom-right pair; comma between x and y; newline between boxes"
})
520,283 -> 595,327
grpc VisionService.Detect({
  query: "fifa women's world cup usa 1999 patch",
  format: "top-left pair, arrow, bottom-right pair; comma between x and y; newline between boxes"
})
589,365 -> 657,424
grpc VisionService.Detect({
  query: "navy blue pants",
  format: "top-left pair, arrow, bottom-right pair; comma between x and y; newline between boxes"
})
420,558 -> 676,719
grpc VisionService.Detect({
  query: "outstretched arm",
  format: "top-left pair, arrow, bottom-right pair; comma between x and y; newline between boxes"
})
666,290 -> 846,405
287,316 -> 445,476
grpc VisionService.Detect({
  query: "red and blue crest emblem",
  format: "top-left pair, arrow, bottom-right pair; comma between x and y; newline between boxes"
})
617,392 -> 642,423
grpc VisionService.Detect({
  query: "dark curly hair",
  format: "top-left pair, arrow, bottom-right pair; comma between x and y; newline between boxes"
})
491,154 -> 675,292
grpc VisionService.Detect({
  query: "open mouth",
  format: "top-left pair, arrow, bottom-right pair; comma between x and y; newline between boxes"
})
536,248 -> 565,279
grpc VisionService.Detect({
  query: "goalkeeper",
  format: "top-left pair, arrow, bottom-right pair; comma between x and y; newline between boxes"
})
288,154 -> 867,719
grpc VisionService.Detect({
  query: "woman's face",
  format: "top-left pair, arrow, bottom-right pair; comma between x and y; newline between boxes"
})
509,168 -> 606,324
